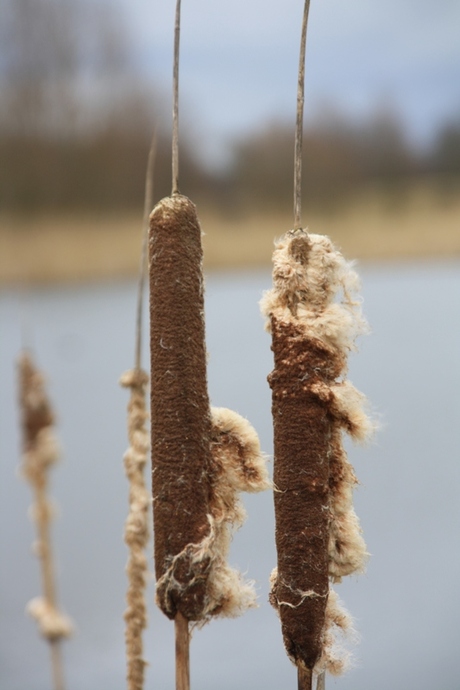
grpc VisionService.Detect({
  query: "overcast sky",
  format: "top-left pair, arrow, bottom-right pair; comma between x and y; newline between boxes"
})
121,0 -> 460,165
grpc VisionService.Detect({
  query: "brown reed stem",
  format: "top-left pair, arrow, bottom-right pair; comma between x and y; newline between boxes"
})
175,612 -> 190,690
294,0 -> 311,230
297,664 -> 313,690
172,0 -> 182,194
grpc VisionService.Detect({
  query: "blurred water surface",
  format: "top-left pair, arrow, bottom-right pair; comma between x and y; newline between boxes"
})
1,261 -> 460,690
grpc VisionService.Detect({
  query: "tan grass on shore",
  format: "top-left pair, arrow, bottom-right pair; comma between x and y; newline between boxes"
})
1,186 -> 459,284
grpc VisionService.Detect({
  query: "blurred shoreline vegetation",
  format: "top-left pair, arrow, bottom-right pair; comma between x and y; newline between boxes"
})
1,0 -> 460,282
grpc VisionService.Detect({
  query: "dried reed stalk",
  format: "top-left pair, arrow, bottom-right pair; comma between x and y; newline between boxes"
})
119,133 -> 156,690
17,351 -> 73,690
261,231 -> 374,687
120,369 -> 151,690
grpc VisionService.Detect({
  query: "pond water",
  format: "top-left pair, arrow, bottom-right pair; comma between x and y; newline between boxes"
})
1,260 -> 460,690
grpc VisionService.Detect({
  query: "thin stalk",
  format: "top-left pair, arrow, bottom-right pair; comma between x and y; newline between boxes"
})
35,483 -> 57,606
293,0 -> 311,230
157,3 -> 192,686
122,134 -> 154,687
297,664 -> 313,690
50,641 -> 66,690
172,0 -> 182,195
135,132 -> 156,371
35,480 -> 66,690
175,612 -> 190,690
316,671 -> 326,690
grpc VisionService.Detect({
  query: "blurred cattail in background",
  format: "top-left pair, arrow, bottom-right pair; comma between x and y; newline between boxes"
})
17,351 -> 73,690
120,368 -> 150,690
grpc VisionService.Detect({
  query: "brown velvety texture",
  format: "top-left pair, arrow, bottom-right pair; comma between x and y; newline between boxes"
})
269,318 -> 339,670
149,194 -> 213,621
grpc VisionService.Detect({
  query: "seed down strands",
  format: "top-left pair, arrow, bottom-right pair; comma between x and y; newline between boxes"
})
17,351 -> 73,690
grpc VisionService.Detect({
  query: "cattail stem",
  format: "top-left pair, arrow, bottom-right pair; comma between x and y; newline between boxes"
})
35,481 -> 57,605
297,664 -> 313,690
316,671 -> 326,690
135,132 -> 156,371
35,477 -> 66,690
294,0 -> 311,230
172,0 -> 181,194
175,612 -> 190,690
50,641 -> 66,690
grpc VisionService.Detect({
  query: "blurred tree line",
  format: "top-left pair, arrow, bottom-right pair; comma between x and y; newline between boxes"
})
0,0 -> 212,210
1,0 -> 460,216
231,110 -> 460,214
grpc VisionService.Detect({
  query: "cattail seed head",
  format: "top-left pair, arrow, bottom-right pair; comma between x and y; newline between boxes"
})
262,230 -> 374,673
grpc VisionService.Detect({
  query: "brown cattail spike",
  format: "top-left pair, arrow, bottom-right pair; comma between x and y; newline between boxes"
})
261,230 -> 374,676
149,195 -> 270,625
149,194 -> 213,621
268,315 -> 331,670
